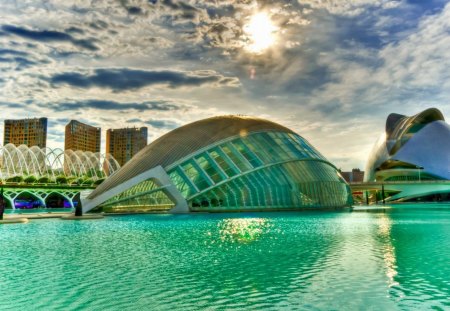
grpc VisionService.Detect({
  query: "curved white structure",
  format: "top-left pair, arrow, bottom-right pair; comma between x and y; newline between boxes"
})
365,108 -> 450,202
0,143 -> 120,181
83,115 -> 352,213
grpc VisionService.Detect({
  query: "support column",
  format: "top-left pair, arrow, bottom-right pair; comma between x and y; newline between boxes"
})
0,187 -> 5,220
74,192 -> 83,216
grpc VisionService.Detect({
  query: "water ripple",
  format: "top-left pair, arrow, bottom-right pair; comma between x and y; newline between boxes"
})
1,211 -> 450,309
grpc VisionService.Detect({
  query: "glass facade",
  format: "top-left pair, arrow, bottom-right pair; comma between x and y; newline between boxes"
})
99,130 -> 351,212
98,179 -> 174,212
165,131 -> 349,211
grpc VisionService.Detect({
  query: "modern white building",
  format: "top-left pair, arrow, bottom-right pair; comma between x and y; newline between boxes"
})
364,108 -> 450,202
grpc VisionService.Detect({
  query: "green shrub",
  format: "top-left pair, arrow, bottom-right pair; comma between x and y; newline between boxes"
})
6,176 -> 23,183
56,175 -> 68,184
24,175 -> 38,184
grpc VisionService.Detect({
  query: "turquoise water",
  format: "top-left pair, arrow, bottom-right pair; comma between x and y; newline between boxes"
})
1,207 -> 450,310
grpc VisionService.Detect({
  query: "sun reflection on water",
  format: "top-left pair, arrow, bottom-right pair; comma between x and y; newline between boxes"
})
377,214 -> 399,288
217,218 -> 272,244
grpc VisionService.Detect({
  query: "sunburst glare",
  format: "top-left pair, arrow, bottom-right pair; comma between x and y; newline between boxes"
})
243,12 -> 278,54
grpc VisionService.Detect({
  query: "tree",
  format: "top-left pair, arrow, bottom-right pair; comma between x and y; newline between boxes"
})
56,175 -> 68,185
24,175 -> 38,184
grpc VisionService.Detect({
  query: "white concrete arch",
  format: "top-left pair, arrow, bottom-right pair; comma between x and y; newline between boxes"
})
6,144 -> 27,176
0,145 -> 17,178
76,150 -> 96,179
23,145 -> 44,177
0,144 -> 120,181
86,152 -> 103,179
82,165 -> 188,213
17,145 -> 32,176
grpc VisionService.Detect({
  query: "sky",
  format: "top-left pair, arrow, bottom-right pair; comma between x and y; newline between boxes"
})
1,0 -> 450,171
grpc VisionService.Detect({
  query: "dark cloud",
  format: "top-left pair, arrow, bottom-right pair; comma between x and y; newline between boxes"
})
126,117 -> 180,129
153,0 -> 204,22
144,119 -> 179,129
0,101 -> 27,109
2,25 -> 99,51
53,99 -> 184,112
55,118 -> 70,124
160,0 -> 198,13
65,27 -> 84,35
89,20 -> 108,30
48,68 -> 239,90
126,118 -> 141,123
126,6 -> 143,15
0,56 -> 37,69
0,48 -> 29,56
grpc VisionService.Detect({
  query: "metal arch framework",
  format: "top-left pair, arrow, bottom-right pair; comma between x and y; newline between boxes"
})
0,143 -> 120,181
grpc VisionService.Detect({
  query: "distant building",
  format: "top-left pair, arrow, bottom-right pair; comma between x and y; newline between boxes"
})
106,127 -> 147,166
3,117 -> 47,148
341,168 -> 365,183
65,120 -> 101,152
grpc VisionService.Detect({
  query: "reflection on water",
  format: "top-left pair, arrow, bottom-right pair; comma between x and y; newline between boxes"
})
375,214 -> 399,288
217,218 -> 272,243
1,210 -> 450,310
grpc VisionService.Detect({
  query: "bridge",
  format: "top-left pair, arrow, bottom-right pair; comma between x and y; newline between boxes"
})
0,183 -> 94,209
350,180 -> 450,203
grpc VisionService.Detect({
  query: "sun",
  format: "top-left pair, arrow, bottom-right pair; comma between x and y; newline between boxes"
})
243,12 -> 278,54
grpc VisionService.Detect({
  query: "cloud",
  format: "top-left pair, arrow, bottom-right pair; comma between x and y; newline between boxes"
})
0,101 -> 27,109
52,99 -> 186,112
65,27 -> 85,35
126,6 -> 143,15
299,0 -> 402,16
144,119 -> 180,129
158,0 -> 203,21
54,118 -> 70,124
1,25 -> 99,51
126,117 -> 180,129
0,56 -> 37,69
309,2 -> 450,117
0,0 -> 448,171
0,48 -> 29,56
48,68 -> 240,90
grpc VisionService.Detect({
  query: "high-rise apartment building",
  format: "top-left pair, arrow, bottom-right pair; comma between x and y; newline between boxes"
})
3,117 -> 47,148
106,127 -> 148,166
65,120 -> 101,152
341,168 -> 365,183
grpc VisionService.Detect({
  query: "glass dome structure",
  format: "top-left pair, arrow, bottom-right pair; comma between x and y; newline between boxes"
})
83,116 -> 352,213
